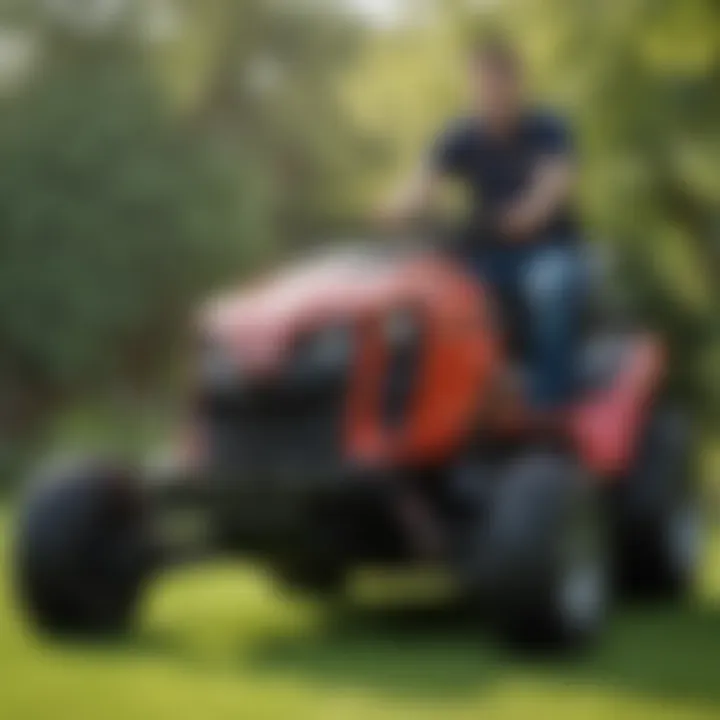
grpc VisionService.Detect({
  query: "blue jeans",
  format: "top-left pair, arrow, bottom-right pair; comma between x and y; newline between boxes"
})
471,242 -> 586,410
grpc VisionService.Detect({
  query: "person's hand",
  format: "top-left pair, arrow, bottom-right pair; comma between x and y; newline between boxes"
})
498,157 -> 575,241
375,166 -> 438,236
498,205 -> 535,240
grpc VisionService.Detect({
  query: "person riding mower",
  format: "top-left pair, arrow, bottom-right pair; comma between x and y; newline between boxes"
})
14,240 -> 700,651
13,36 -> 700,654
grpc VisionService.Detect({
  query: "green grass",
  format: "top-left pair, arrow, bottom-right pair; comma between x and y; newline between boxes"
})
2,514 -> 720,720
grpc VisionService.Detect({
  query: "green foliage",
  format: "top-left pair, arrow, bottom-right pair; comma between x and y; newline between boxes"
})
0,1 -> 371,475
154,0 -> 373,237
0,37 -> 267,464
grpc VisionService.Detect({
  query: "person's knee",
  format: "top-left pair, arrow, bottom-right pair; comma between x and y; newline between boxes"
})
521,248 -> 580,315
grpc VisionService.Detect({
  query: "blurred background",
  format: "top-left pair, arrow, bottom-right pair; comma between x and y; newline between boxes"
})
0,0 -> 717,479
0,1 -> 718,718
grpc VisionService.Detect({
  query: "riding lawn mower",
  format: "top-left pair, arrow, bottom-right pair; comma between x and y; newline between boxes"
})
14,242 -> 700,651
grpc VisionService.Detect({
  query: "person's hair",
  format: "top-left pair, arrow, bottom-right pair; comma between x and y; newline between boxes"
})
469,33 -> 522,78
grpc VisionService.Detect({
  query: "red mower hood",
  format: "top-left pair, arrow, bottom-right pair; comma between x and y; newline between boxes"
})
197,247 -> 479,371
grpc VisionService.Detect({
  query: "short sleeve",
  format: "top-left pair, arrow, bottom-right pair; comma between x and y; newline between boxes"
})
428,120 -> 471,177
532,113 -> 574,157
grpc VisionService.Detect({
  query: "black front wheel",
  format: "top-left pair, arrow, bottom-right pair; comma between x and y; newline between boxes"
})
15,459 -> 152,637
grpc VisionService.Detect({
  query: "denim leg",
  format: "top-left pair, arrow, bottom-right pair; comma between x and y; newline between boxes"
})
467,246 -> 519,305
518,245 -> 585,410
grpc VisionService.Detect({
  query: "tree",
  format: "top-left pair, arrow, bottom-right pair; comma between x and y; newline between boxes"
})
0,10 -> 267,471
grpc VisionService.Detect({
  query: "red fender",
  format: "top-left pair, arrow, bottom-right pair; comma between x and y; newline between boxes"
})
569,335 -> 666,478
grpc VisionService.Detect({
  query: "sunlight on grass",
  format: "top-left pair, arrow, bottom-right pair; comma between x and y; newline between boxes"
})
1,511 -> 720,720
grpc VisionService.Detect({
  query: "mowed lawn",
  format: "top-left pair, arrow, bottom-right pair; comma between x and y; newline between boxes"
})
1,511 -> 720,720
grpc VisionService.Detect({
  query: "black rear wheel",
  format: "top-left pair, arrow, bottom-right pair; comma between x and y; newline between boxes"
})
457,452 -> 609,651
613,405 -> 700,599
15,459 -> 151,637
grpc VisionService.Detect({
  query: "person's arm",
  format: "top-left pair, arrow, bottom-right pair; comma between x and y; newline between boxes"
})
499,115 -> 576,240
377,164 -> 441,231
377,121 -> 468,231
499,156 -> 575,239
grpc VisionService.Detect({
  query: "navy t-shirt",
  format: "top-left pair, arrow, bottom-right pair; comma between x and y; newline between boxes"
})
430,110 -> 578,246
